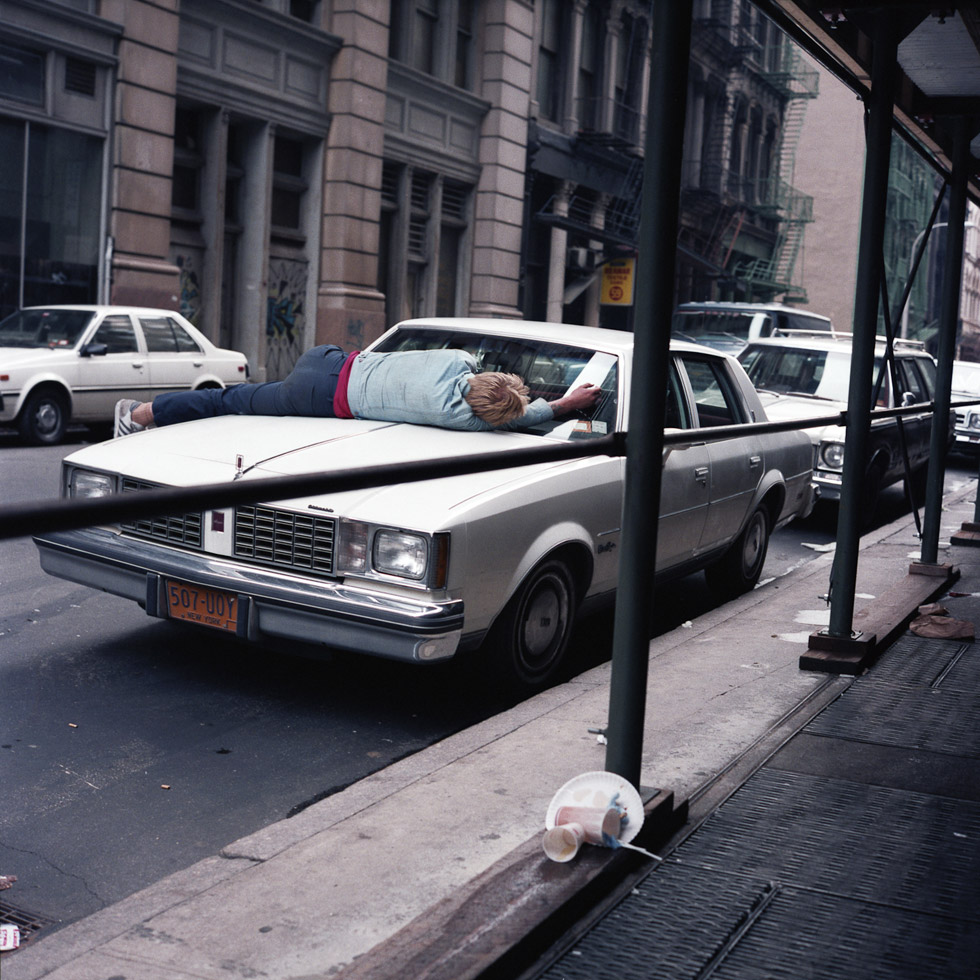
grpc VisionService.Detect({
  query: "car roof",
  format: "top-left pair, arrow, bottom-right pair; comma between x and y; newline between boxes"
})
20,305 -> 186,316
742,332 -> 930,356
675,301 -> 830,318
390,317 -> 725,359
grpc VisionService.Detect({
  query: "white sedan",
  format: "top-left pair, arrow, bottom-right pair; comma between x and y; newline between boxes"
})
0,305 -> 249,444
34,318 -> 815,688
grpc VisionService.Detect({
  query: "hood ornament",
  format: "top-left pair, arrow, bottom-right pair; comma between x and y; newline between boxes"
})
234,453 -> 245,480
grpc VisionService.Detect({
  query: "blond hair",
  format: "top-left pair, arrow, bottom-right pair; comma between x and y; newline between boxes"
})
465,372 -> 530,426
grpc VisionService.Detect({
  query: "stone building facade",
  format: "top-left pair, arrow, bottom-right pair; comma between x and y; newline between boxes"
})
1,0 -> 814,381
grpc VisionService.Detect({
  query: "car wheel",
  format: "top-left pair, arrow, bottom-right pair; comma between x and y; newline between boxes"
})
18,389 -> 68,445
704,506 -> 770,600
487,559 -> 577,690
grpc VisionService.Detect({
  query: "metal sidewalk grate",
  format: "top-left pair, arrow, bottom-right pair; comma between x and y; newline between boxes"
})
674,769 -> 980,918
537,863 -> 775,979
869,634 -> 977,691
804,682 -> 980,757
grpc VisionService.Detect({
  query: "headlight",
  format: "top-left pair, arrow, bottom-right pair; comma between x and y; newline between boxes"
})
336,519 -> 449,588
969,413 -> 980,430
374,530 -> 428,580
820,442 -> 845,469
67,468 -> 116,498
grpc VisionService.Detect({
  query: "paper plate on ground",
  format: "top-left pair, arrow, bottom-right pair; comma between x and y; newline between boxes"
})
545,770 -> 644,844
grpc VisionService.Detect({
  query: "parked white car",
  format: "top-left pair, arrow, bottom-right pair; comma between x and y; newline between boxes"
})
34,318 -> 815,688
951,359 -> 980,454
739,332 -> 952,521
0,305 -> 249,444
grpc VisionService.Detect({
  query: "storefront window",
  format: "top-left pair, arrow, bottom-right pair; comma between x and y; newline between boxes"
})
23,125 -> 103,308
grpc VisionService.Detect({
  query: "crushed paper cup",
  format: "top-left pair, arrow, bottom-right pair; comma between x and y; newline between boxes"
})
554,804 -> 623,844
542,822 -> 584,862
545,770 -> 645,845
0,924 -> 21,951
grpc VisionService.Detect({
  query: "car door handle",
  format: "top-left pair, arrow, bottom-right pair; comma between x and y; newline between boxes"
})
749,455 -> 762,468
132,361 -> 144,369
694,466 -> 709,485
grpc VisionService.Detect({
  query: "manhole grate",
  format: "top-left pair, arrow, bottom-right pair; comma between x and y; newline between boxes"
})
0,900 -> 57,949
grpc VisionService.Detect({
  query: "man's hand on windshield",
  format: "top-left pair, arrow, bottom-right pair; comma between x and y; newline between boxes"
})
549,383 -> 602,418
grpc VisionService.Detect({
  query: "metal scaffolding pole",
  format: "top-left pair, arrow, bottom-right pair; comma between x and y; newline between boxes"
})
921,117 -> 971,564
604,0 -> 692,786
824,16 -> 898,643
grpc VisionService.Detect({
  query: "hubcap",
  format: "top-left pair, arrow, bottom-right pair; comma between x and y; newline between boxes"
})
35,402 -> 59,434
743,514 -> 764,573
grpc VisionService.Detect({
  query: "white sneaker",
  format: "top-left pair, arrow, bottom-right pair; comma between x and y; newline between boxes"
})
114,399 -> 145,437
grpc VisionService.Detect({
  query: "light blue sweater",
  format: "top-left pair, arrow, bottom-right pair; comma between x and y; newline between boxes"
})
346,349 -> 554,431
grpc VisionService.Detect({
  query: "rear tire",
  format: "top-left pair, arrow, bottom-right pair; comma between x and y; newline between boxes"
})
18,389 -> 68,445
485,558 -> 577,691
704,506 -> 770,600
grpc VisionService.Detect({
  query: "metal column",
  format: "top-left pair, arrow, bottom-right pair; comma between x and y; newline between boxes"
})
824,16 -> 898,642
604,0 -> 692,786
920,117 -> 971,563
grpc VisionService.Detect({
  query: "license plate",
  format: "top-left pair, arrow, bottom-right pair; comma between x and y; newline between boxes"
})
166,580 -> 239,633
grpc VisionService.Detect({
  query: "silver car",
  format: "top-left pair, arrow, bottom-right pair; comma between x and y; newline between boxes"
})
0,305 -> 249,444
34,318 -> 814,688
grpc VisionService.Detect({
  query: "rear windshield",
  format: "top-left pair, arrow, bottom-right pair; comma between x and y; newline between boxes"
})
0,308 -> 95,348
372,326 -> 619,439
740,345 -> 894,407
671,310 -> 765,346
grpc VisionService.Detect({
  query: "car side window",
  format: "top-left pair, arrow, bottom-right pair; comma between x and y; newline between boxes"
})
92,315 -> 139,354
680,356 -> 747,427
896,359 -> 926,403
141,316 -> 203,353
912,357 -> 936,398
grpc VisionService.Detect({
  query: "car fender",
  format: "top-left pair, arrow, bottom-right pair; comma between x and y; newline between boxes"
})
12,373 -> 75,418
472,520 -> 596,636
752,469 -> 789,527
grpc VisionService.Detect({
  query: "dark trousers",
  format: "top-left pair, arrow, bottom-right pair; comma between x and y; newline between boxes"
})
153,345 -> 349,426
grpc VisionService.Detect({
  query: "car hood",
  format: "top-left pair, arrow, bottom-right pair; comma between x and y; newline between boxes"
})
754,392 -> 845,443
0,345 -> 75,365
72,415 -> 589,527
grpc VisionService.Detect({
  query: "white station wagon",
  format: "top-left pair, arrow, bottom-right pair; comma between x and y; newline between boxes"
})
34,318 -> 815,688
0,305 -> 249,444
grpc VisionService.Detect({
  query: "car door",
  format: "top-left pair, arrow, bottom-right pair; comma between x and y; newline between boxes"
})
656,358 -> 710,571
677,353 -> 763,555
140,314 -> 206,396
893,356 -> 931,470
73,313 -> 149,419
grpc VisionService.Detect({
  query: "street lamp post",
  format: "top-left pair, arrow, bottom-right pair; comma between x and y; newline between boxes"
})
901,220 -> 978,339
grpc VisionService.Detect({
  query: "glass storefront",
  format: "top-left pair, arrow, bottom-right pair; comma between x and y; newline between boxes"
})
0,118 -> 103,319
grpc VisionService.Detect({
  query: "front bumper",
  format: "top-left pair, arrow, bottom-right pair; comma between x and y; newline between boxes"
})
814,469 -> 842,502
34,527 -> 465,663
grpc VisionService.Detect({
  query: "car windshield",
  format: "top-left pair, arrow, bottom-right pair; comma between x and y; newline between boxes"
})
373,326 -> 620,439
0,308 -> 95,349
952,362 -> 980,394
671,310 -> 762,346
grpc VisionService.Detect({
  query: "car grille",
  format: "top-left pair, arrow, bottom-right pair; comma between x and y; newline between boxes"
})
120,478 -> 203,548
234,505 -> 336,577
956,410 -> 967,426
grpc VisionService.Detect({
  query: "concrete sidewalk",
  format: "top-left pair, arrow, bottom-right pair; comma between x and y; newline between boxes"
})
4,485 -> 973,980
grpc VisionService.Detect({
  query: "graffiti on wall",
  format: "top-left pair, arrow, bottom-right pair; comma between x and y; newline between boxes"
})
266,258 -> 307,381
174,252 -> 202,326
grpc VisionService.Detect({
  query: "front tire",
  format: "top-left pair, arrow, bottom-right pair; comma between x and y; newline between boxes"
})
704,506 -> 770,600
486,559 -> 577,691
18,389 -> 69,445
